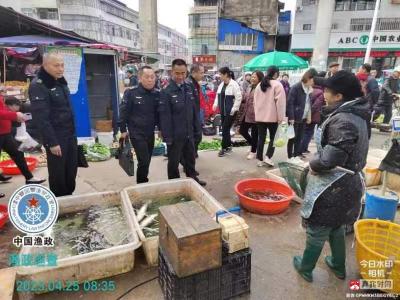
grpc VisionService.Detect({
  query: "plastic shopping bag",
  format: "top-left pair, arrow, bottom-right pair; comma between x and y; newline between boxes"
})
287,124 -> 295,140
15,123 -> 29,142
274,124 -> 288,148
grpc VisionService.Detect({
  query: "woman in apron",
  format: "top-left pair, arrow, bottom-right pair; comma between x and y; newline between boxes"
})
293,71 -> 371,282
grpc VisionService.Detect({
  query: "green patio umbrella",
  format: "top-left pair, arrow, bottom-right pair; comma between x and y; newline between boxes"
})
244,51 -> 309,71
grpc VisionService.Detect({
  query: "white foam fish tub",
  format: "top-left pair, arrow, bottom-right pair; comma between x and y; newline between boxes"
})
122,179 -> 225,266
17,191 -> 140,294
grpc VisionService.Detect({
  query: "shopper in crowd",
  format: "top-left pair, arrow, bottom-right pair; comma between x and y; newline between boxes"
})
358,63 -> 380,111
326,62 -> 340,78
29,52 -> 77,196
213,67 -> 242,157
287,68 -> 318,162
370,69 -> 378,79
254,66 -> 286,167
294,71 -> 369,283
213,74 -> 222,93
127,69 -> 138,87
300,72 -> 326,155
241,72 -> 252,93
0,95 -> 45,186
119,66 -> 159,184
280,73 -> 291,98
186,63 -> 206,155
375,66 -> 400,125
159,59 -> 206,186
238,71 -> 264,160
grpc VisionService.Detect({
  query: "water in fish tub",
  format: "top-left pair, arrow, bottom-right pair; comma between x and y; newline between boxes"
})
133,195 -> 191,238
49,205 -> 132,258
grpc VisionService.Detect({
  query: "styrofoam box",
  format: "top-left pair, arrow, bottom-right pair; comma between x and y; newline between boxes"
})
17,191 -> 141,294
77,137 -> 95,146
97,131 -> 114,146
122,179 -> 226,266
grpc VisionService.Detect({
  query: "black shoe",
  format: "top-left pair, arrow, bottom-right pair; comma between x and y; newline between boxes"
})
226,147 -> 233,153
0,174 -> 12,182
218,149 -> 226,157
195,170 -> 200,176
26,177 -> 46,185
0,193 -> 4,198
193,177 -> 207,187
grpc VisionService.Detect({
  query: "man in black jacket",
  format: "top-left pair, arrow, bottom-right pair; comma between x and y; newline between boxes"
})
375,67 -> 399,124
29,53 -> 77,197
119,66 -> 159,184
159,59 -> 206,186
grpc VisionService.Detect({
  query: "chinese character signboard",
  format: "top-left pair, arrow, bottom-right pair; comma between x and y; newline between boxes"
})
192,55 -> 217,64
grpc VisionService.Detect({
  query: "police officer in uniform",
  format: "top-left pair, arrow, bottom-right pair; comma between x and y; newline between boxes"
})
119,66 -> 159,184
159,59 -> 206,186
29,53 -> 78,197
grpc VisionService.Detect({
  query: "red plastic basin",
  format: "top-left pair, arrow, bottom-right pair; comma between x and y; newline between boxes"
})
0,204 -> 9,229
0,157 -> 38,175
235,178 -> 295,215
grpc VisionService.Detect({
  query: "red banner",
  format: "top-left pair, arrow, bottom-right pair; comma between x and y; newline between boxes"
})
192,55 -> 217,64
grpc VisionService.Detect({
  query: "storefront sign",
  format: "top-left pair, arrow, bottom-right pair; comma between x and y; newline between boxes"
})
192,55 -> 217,64
47,47 -> 83,94
292,32 -> 400,50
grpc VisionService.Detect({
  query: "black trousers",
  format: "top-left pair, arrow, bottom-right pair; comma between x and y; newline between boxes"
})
256,122 -> 278,161
131,136 -> 154,184
0,134 -> 33,180
382,105 -> 393,124
301,123 -> 317,153
168,138 -> 196,179
239,121 -> 258,153
221,115 -> 235,149
287,122 -> 306,158
45,136 -> 78,197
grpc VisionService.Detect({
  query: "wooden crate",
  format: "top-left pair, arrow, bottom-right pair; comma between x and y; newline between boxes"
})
159,201 -> 222,277
95,120 -> 112,132
122,179 -> 225,266
17,191 -> 141,295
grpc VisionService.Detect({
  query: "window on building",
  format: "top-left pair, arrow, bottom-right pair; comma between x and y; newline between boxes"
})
335,0 -> 377,11
303,24 -> 312,30
377,18 -> 400,31
37,8 -> 59,20
21,8 -> 35,18
332,23 -> 339,30
342,57 -> 364,73
302,0 -> 316,5
350,18 -> 372,31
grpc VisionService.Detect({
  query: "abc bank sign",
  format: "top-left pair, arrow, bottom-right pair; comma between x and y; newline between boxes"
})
334,32 -> 400,48
291,32 -> 400,50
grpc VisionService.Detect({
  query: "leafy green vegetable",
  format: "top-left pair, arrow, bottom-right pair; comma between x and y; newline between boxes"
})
85,143 -> 111,162
198,140 -> 221,151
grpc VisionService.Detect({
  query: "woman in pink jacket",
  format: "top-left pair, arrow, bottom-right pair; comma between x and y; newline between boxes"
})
254,66 -> 286,167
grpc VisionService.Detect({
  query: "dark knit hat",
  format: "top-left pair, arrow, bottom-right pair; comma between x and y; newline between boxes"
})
314,70 -> 363,100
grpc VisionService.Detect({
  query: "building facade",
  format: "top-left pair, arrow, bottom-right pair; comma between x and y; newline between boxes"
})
2,0 -> 188,67
188,0 -> 283,72
291,0 -> 400,73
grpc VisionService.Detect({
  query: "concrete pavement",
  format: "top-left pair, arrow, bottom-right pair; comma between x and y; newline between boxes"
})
0,129 -> 398,300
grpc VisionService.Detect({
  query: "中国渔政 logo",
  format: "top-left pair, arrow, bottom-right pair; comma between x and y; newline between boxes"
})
8,185 -> 58,234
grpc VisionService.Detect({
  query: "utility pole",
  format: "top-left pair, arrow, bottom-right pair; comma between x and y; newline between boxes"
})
139,0 -> 159,62
364,0 -> 381,63
310,0 -> 336,71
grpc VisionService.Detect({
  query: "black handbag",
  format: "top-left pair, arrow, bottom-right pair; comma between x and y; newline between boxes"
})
77,145 -> 89,168
118,138 -> 135,176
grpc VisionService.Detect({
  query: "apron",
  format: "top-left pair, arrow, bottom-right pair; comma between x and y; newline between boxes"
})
300,101 -> 357,219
